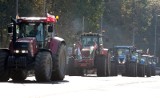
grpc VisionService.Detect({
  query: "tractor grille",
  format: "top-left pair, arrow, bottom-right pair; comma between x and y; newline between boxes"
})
81,51 -> 90,58
119,58 -> 124,63
14,42 -> 29,50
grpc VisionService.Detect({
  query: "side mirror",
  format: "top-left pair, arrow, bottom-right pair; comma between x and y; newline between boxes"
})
48,25 -> 53,32
7,23 -> 13,34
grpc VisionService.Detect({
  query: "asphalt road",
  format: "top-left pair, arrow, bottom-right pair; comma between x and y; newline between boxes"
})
1,75 -> 160,98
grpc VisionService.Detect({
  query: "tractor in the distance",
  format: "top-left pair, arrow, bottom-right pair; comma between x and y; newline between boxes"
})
68,32 -> 110,77
137,54 -> 157,77
0,14 -> 67,82
110,46 -> 137,77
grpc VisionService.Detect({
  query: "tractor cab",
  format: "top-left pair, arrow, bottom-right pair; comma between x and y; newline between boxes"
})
112,46 -> 136,64
81,33 -> 103,48
8,16 -> 56,49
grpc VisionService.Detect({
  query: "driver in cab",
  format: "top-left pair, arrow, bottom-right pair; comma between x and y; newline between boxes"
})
29,24 -> 39,37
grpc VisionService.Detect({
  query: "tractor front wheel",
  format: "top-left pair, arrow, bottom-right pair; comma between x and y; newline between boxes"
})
10,70 -> 28,81
35,52 -> 53,82
0,50 -> 9,82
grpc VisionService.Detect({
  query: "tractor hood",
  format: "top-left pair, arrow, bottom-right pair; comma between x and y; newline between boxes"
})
81,46 -> 95,58
82,46 -> 95,53
17,37 -> 36,43
9,37 -> 38,56
139,59 -> 145,65
130,55 -> 137,62
118,54 -> 127,64
118,54 -> 126,59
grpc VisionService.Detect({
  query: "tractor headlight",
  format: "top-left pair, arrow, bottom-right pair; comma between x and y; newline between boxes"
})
118,59 -> 121,63
21,50 -> 28,53
14,50 -> 20,53
14,50 -> 28,54
122,60 -> 126,64
118,59 -> 126,64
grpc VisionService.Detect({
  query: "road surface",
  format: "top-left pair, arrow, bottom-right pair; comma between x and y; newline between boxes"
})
1,75 -> 160,98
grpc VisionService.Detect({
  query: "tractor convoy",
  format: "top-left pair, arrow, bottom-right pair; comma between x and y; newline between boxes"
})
68,32 -> 110,77
0,14 -> 67,82
0,14 -> 158,82
67,33 -> 158,77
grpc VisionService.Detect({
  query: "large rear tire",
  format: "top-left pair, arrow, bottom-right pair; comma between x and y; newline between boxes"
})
110,62 -> 118,76
0,50 -> 9,82
10,70 -> 27,81
128,62 -> 137,77
96,55 -> 108,77
137,64 -> 145,77
51,44 -> 67,81
146,65 -> 151,77
68,57 -> 75,76
151,66 -> 156,76
35,52 -> 53,82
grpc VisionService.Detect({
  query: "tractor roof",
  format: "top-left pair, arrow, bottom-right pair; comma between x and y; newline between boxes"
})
81,32 -> 102,36
114,46 -> 135,49
142,54 -> 154,58
17,15 -> 57,23
114,46 -> 134,48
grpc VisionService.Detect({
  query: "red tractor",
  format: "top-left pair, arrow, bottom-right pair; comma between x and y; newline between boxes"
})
68,32 -> 110,76
0,14 -> 67,82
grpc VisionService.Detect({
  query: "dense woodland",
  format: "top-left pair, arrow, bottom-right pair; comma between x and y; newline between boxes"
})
0,0 -> 160,56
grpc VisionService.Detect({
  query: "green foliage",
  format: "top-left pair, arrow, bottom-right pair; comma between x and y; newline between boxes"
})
0,0 -> 160,49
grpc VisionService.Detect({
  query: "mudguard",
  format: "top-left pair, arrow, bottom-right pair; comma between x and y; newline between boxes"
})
0,48 -> 10,53
48,37 -> 66,55
101,48 -> 108,56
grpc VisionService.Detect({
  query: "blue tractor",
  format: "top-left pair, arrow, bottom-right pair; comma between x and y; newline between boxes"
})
110,46 -> 138,77
137,55 -> 152,77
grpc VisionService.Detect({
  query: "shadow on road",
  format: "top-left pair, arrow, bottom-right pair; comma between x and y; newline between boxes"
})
8,79 -> 69,84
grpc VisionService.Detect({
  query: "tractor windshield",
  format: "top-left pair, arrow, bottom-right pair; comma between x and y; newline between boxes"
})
141,56 -> 147,62
116,48 -> 130,56
18,23 -> 44,42
81,35 -> 102,47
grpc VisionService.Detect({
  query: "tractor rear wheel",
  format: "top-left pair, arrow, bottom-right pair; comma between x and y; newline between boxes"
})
35,52 -> 53,82
68,57 -> 76,76
137,64 -> 145,77
0,50 -> 9,82
151,66 -> 156,76
128,62 -> 137,77
51,44 -> 67,81
96,55 -> 108,77
146,65 -> 151,77
10,70 -> 28,81
110,62 -> 118,76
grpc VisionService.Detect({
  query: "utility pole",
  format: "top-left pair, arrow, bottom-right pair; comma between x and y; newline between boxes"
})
154,15 -> 160,56
132,0 -> 136,46
16,0 -> 19,18
43,0 -> 46,16
100,15 -> 103,33
82,16 -> 85,33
